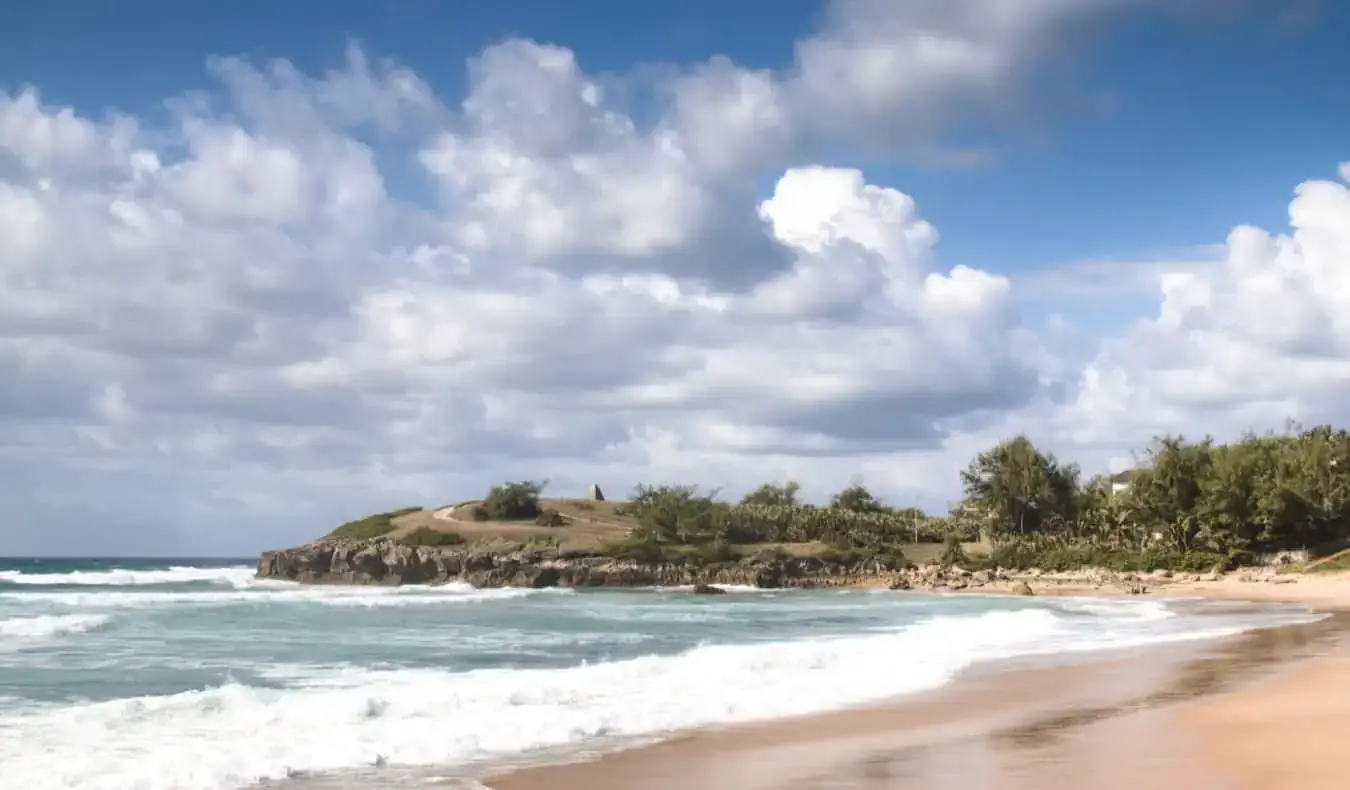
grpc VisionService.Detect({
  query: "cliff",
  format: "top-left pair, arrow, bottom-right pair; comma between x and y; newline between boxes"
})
256,538 -> 1243,594
256,538 -> 907,589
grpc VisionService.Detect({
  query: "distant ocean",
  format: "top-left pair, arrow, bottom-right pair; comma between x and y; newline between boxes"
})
0,557 -> 1322,790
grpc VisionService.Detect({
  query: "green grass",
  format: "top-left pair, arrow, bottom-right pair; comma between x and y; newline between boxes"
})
328,507 -> 422,540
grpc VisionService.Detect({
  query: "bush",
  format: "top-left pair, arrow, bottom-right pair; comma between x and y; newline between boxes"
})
626,484 -> 730,546
939,534 -> 967,567
696,540 -> 736,564
604,537 -> 667,564
480,480 -> 544,520
398,526 -> 467,547
535,508 -> 566,527
973,540 -> 1230,573
329,507 -> 421,540
471,505 -> 490,521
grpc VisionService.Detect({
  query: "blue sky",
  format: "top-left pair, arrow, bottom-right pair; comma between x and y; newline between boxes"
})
3,0 -> 1350,554
5,0 -> 1346,276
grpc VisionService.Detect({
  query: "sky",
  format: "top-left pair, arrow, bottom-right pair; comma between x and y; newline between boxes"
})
1,0 -> 1348,556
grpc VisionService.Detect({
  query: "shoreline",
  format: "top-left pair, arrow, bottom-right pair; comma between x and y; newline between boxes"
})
479,576 -> 1350,790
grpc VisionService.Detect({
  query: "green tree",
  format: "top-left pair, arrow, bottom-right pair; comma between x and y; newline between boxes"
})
830,483 -> 884,513
740,480 -> 801,508
960,435 -> 1078,536
1121,436 -> 1212,552
628,484 -> 730,545
480,480 -> 545,520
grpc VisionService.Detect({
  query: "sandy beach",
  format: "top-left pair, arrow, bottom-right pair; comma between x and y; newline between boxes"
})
483,571 -> 1350,790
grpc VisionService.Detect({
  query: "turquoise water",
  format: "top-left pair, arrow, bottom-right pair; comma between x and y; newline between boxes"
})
0,558 -> 1319,790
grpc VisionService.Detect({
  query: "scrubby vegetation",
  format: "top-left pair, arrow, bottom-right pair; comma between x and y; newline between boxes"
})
534,508 -> 566,527
473,480 -> 545,521
613,424 -> 1350,569
398,526 -> 466,547
602,484 -> 912,567
329,507 -> 422,540
331,423 -> 1350,573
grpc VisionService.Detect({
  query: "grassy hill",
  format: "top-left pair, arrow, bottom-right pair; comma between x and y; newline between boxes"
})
391,498 -> 638,551
324,496 -> 987,564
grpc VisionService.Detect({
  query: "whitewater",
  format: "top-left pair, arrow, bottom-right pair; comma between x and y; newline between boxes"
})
0,558 -> 1322,790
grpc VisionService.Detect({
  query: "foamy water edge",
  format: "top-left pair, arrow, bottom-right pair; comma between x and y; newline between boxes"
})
0,566 -> 1324,790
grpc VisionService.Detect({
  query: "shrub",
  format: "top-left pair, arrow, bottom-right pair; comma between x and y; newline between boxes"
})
696,539 -> 736,564
329,507 -> 422,540
829,483 -> 884,513
398,526 -> 466,547
973,539 -> 1230,573
604,537 -> 666,564
939,534 -> 967,567
481,480 -> 545,520
535,508 -> 566,527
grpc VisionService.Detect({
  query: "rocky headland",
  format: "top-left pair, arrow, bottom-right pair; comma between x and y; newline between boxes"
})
256,537 -> 1286,595
257,538 -> 903,589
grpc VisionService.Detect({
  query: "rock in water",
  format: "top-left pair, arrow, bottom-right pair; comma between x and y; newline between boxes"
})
587,483 -> 605,501
691,583 -> 726,595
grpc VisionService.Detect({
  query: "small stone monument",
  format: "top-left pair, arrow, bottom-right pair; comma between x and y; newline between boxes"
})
587,483 -> 605,501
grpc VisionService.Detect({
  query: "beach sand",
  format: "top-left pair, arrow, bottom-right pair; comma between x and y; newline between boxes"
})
483,571 -> 1350,790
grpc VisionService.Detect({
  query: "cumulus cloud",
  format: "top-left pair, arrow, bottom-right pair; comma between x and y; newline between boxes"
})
0,0 -> 1339,554
1061,165 -> 1350,451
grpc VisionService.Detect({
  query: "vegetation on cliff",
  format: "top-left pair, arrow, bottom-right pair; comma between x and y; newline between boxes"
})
398,526 -> 466,547
316,423 -> 1350,574
472,480 -> 545,521
328,507 -> 422,540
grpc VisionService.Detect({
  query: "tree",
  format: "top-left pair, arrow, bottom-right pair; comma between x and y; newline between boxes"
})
960,435 -> 1078,536
628,484 -> 730,546
1123,436 -> 1212,552
830,482 -> 884,513
740,480 -> 801,508
480,480 -> 545,520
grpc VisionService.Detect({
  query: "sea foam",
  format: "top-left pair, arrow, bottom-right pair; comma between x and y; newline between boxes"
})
0,582 -> 573,610
0,613 -> 111,639
0,604 -> 1262,790
0,566 -> 257,587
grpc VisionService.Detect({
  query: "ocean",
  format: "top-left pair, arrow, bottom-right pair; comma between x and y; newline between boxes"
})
0,557 -> 1322,790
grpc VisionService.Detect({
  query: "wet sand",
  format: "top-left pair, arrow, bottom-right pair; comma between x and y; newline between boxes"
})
484,577 -> 1350,790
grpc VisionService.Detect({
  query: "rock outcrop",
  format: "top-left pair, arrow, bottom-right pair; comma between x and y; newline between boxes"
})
256,538 -> 1230,594
256,538 -> 903,589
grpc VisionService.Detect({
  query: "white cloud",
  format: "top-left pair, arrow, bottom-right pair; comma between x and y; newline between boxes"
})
0,0 -> 1341,554
1062,168 -> 1350,448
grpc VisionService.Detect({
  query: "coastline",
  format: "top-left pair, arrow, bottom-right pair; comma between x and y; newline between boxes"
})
480,575 -> 1350,790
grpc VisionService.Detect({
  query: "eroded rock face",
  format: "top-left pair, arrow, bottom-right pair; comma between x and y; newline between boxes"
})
256,539 -> 904,589
256,540 -> 1184,595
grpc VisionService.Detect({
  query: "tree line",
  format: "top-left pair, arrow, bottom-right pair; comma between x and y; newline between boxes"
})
413,423 -> 1350,569
960,424 -> 1350,561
